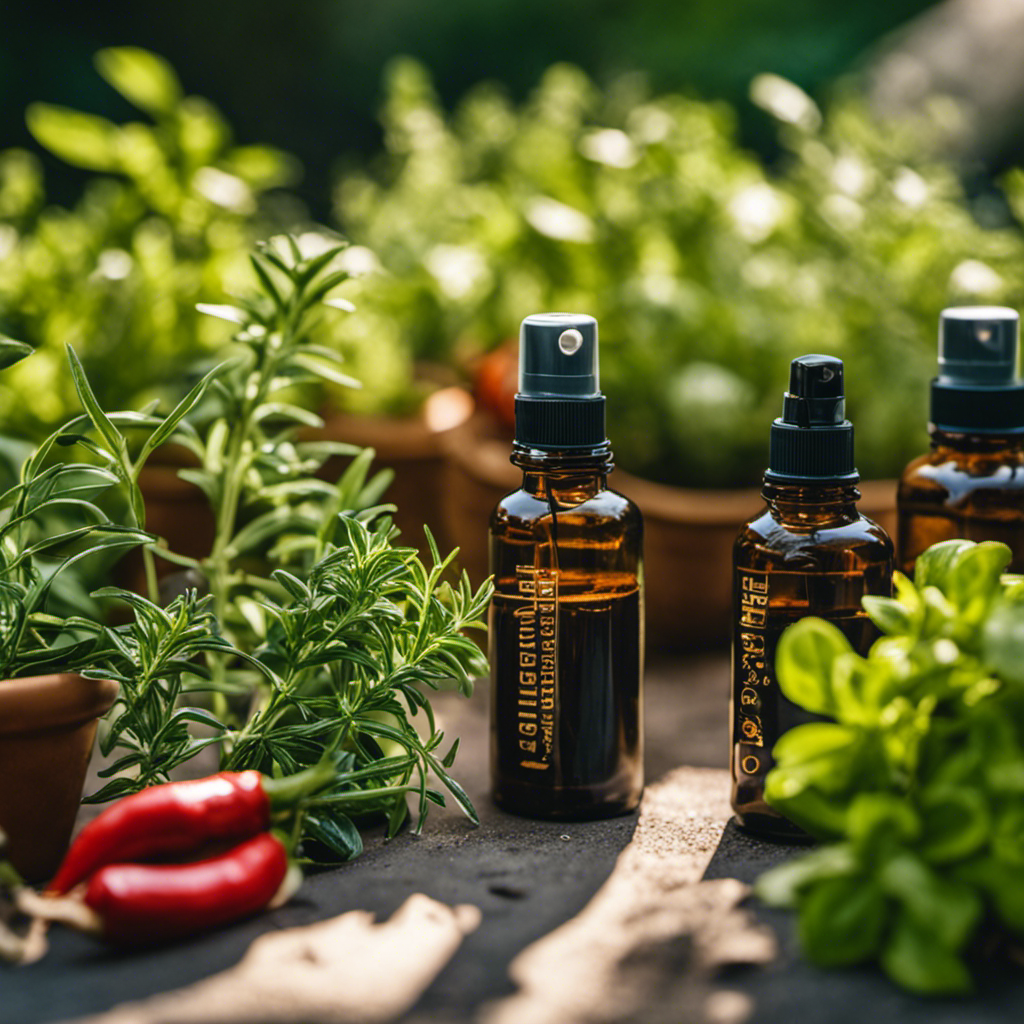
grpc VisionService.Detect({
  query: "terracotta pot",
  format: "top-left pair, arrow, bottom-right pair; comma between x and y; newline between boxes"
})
441,413 -> 898,651
0,673 -> 118,882
314,388 -> 474,561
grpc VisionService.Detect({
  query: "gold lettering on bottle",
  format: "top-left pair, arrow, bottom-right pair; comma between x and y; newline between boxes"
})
736,570 -> 769,765
515,566 -> 558,770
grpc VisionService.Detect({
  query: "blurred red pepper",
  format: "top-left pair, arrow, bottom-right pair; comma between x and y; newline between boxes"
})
50,761 -> 334,894
82,832 -> 294,944
473,342 -> 518,430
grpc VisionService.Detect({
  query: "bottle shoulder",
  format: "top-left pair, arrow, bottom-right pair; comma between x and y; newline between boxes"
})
736,505 -> 893,566
899,447 -> 1024,496
491,484 -> 641,528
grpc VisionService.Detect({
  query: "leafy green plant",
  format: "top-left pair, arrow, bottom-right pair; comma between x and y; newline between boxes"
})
0,334 -> 205,677
0,47 -> 301,440
334,60 -> 1024,485
757,539 -> 1024,994
77,235 -> 492,856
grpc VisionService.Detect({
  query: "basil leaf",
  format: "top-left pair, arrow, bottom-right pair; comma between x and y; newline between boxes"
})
798,875 -> 888,966
914,539 -> 973,593
776,617 -> 853,715
880,911 -> 973,996
982,598 -> 1024,684
919,787 -> 990,864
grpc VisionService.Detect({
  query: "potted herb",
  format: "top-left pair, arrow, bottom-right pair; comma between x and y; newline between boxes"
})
758,539 -> 1024,994
0,332 -> 208,880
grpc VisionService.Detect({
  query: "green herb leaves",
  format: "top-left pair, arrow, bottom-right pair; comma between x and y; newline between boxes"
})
757,539 -> 1024,994
87,234 -> 491,857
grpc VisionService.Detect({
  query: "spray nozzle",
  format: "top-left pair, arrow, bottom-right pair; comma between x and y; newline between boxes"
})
766,353 -> 856,481
781,354 -> 846,427
518,313 -> 600,398
938,306 -> 1019,385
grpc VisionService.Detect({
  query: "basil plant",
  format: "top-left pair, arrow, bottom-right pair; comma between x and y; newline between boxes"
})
758,539 -> 1024,994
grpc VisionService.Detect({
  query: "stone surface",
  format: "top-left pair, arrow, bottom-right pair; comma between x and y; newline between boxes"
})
67,896 -> 481,1024
4,655 -> 725,1024
7,652 -> 1024,1024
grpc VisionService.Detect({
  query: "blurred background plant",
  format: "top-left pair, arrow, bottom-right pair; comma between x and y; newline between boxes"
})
334,60 -> 1024,486
0,47 -> 301,441
5,1 -> 1024,488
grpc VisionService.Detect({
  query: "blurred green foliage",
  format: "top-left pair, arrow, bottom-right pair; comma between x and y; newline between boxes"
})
0,47 -> 301,439
335,60 -> 1024,486
7,46 -> 1024,488
0,1 -> 940,218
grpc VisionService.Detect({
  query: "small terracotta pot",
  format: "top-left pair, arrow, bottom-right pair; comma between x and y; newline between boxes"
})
313,388 -> 474,561
0,673 -> 118,882
440,413 -> 898,651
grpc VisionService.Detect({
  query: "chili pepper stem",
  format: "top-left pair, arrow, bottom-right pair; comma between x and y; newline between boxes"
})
16,888 -> 102,935
262,755 -> 338,810
268,861 -> 303,910
0,859 -> 24,890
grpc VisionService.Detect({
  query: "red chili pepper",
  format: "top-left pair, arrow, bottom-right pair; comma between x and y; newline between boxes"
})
50,760 -> 335,894
83,833 -> 291,944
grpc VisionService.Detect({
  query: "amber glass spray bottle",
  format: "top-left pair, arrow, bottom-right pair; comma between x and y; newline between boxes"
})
731,355 -> 893,839
489,313 -> 643,819
898,306 -> 1024,576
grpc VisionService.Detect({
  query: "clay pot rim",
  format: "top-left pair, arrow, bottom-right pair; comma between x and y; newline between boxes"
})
443,412 -> 896,525
317,389 -> 475,459
0,673 -> 119,737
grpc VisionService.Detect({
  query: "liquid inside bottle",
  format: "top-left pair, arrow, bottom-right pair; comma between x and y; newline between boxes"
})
489,451 -> 643,819
732,482 -> 892,838
489,312 -> 643,820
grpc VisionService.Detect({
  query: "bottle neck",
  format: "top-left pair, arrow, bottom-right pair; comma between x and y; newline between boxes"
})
761,479 -> 861,525
512,441 -> 613,501
929,425 -> 1024,454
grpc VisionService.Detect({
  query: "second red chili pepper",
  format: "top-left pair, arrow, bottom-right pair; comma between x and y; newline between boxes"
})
82,832 -> 294,944
50,760 -> 336,894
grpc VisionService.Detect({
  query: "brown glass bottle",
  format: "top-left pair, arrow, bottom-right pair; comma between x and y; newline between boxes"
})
732,480 -> 892,838
731,354 -> 893,839
898,430 -> 1024,575
489,312 -> 643,820
489,443 -> 643,818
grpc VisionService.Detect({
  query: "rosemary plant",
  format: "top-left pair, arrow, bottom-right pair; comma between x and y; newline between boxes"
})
81,237 -> 491,859
0,335 -> 188,679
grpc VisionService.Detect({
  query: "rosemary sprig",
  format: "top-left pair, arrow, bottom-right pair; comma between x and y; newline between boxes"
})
84,235 -> 491,859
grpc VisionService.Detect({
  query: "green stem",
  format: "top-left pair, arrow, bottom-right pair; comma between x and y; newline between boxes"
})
143,546 -> 159,605
262,755 -> 338,809
309,784 -> 422,805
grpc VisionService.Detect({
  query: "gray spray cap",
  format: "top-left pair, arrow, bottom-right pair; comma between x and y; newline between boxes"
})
519,313 -> 600,397
931,306 -> 1024,433
938,306 -> 1019,385
515,313 -> 606,449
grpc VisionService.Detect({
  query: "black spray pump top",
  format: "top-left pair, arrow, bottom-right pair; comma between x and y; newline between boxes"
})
931,306 -> 1024,433
765,354 -> 858,483
515,313 -> 606,449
